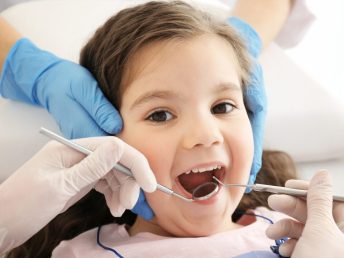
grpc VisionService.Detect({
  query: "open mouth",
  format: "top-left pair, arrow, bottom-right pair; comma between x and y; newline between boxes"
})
176,165 -> 226,195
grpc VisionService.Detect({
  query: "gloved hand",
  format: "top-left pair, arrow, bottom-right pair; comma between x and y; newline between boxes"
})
0,38 -> 122,139
228,17 -> 267,186
0,38 -> 156,219
266,171 -> 344,258
0,137 -> 156,254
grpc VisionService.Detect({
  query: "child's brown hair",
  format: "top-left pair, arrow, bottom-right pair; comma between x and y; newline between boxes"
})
79,0 -> 251,110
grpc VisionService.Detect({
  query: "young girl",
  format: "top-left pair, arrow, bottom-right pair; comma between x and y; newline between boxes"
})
6,1 -> 297,257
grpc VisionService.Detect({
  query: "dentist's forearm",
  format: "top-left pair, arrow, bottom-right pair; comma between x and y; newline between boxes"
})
0,16 -> 21,72
231,0 -> 293,49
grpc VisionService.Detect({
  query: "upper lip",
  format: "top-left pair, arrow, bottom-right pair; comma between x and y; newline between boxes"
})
174,161 -> 227,178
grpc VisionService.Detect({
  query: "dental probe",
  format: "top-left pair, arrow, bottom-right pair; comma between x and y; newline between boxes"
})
39,127 -> 194,202
213,176 -> 344,202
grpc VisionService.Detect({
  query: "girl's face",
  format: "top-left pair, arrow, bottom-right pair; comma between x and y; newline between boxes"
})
118,34 -> 254,237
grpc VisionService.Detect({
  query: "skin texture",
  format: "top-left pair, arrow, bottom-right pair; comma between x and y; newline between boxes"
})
117,34 -> 254,237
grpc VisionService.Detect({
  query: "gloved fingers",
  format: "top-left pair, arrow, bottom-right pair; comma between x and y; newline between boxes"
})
95,178 -> 120,200
57,136 -> 122,168
268,194 -> 307,223
63,141 -> 124,193
113,170 -> 134,186
278,238 -> 297,258
95,179 -> 114,193
71,76 -> 122,135
105,172 -> 152,217
49,96 -> 107,139
97,180 -> 126,217
100,173 -> 122,199
117,141 -> 157,192
104,172 -> 139,209
104,170 -> 122,188
72,136 -> 123,155
119,180 -> 141,210
306,170 -> 334,225
108,190 -> 126,217
66,119 -> 107,139
266,218 -> 304,240
285,179 -> 309,190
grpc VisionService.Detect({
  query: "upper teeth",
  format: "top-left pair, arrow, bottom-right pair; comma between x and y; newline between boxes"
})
185,165 -> 221,174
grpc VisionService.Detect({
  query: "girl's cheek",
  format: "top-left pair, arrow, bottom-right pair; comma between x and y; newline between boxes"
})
145,191 -> 168,216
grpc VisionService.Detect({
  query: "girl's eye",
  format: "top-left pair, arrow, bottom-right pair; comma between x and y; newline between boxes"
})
211,102 -> 236,114
147,110 -> 173,122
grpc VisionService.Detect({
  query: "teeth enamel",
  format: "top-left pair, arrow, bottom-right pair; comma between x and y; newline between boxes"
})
187,165 -> 222,174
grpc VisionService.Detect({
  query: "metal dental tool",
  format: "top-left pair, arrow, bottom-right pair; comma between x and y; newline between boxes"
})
39,127 -> 194,202
212,176 -> 344,202
192,181 -> 219,201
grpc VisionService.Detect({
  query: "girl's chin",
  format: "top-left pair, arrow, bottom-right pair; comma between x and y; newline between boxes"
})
160,207 -> 237,236
143,189 -> 239,236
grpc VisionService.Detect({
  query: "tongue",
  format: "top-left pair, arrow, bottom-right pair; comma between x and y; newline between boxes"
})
178,171 -> 213,193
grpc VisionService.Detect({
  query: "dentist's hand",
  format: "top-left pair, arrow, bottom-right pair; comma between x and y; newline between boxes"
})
0,17 -> 267,224
0,38 -> 159,220
0,137 -> 156,254
266,171 -> 344,258
0,38 -> 122,139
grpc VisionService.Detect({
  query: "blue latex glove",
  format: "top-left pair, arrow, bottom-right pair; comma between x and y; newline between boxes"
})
132,190 -> 154,220
0,38 -> 154,220
0,38 -> 122,139
228,17 -> 268,187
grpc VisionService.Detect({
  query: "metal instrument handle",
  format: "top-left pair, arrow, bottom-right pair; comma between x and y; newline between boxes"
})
253,183 -> 344,202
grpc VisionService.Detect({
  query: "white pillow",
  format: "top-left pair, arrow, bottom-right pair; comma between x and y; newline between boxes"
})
1,0 -> 344,182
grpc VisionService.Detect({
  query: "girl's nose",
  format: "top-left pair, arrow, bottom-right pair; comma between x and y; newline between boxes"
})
182,114 -> 224,149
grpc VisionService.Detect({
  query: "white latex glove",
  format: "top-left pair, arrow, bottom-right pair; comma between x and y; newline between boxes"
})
0,137 -> 156,254
266,170 -> 344,258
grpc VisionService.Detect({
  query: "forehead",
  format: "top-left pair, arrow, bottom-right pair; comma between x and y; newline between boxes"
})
121,34 -> 242,101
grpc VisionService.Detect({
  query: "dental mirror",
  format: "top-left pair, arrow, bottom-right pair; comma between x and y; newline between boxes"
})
192,181 -> 219,201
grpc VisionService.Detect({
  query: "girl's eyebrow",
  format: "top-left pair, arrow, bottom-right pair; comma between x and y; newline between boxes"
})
216,82 -> 241,93
130,82 -> 240,110
130,90 -> 180,110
